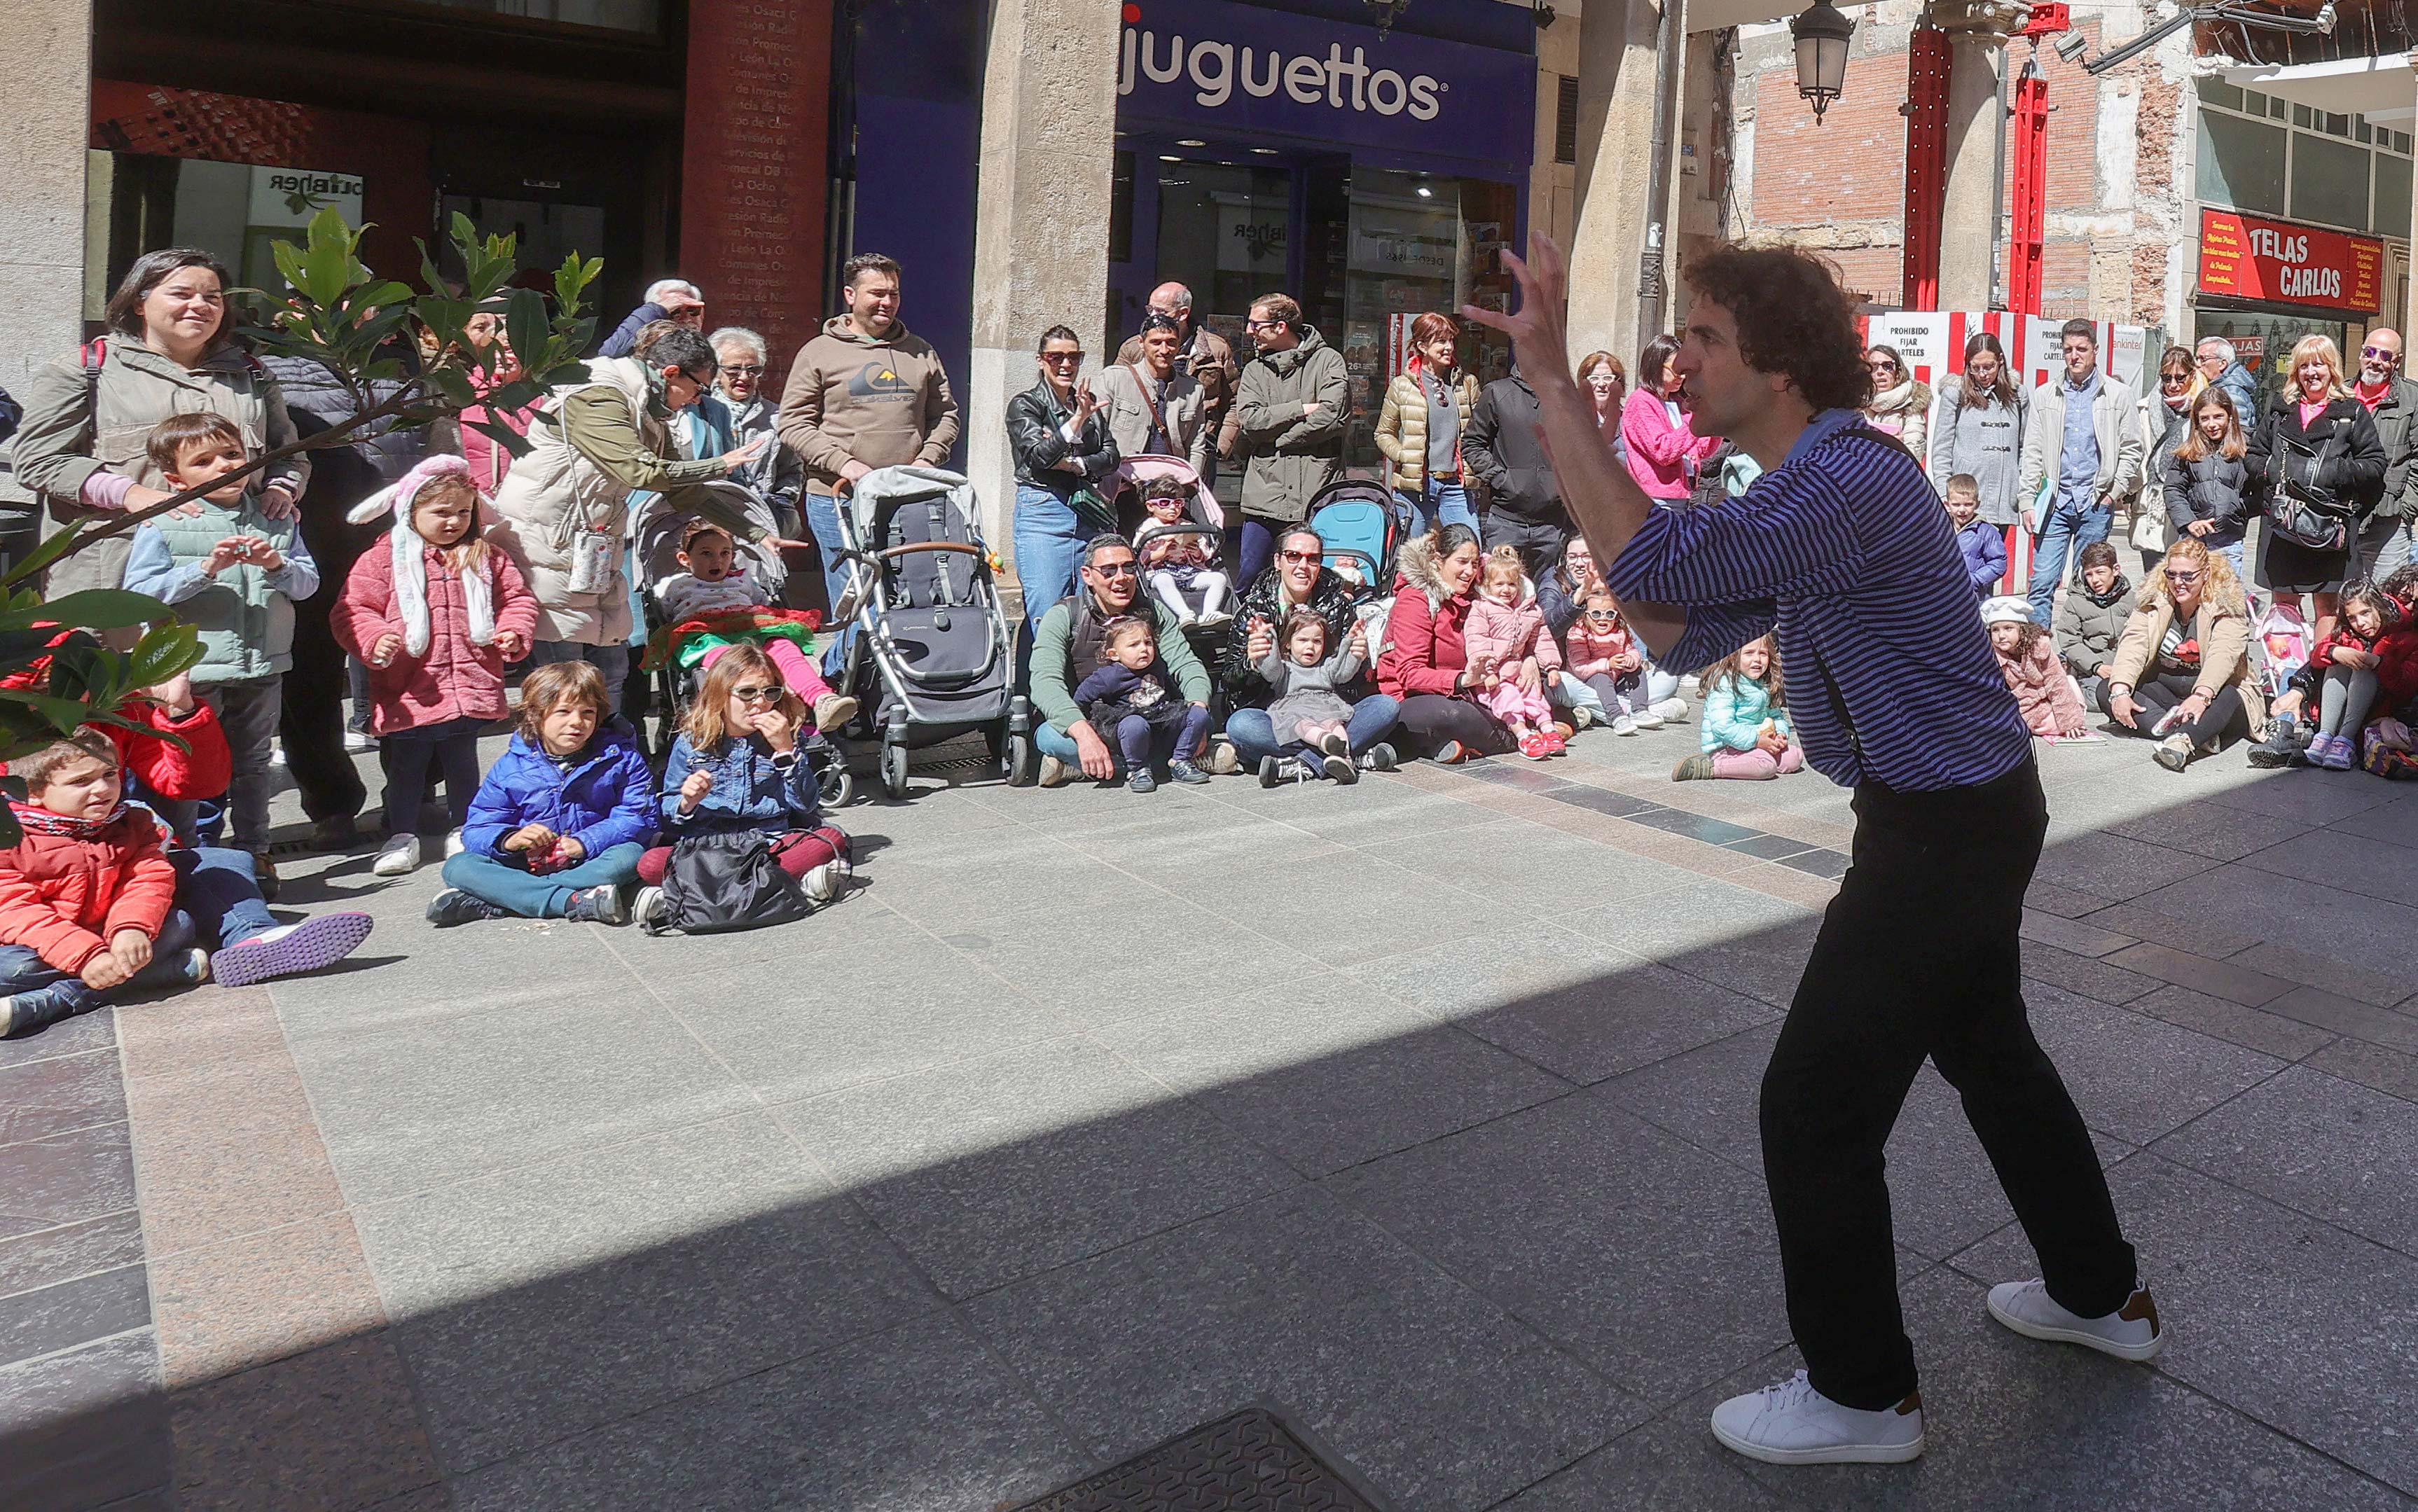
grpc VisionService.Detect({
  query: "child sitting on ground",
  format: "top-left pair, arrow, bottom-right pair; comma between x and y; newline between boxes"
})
1072,616 -> 1213,794
1556,590 -> 1661,735
1676,634 -> 1802,781
333,455 -> 539,877
2295,578 -> 2407,770
1252,607 -> 1369,785
1946,473 -> 2008,596
1462,546 -> 1566,761
0,734 -> 205,1034
427,661 -> 654,927
651,521 -> 859,733
1984,595 -> 2099,742
119,413 -> 319,885
1133,478 -> 1231,626
633,644 -> 851,929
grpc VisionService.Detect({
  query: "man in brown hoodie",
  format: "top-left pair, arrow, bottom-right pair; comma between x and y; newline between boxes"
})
778,253 -> 962,659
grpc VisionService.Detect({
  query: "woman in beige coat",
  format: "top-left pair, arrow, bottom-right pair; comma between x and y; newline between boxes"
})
1374,312 -> 1480,535
2105,534 -> 2266,770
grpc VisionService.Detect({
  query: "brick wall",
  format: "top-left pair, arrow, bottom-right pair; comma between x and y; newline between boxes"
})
1751,53 -> 1912,226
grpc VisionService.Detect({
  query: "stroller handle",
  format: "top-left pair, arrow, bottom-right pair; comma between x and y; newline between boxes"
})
836,541 -> 987,564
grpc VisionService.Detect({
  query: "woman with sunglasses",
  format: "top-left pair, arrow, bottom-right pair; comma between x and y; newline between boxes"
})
1857,346 -> 1928,462
707,326 -> 805,540
2129,346 -> 2203,574
2103,535 -> 2267,770
1007,325 -> 1121,641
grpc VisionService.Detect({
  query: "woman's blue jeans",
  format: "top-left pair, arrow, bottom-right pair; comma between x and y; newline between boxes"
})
1014,485 -> 1091,693
803,490 -> 857,675
1224,694 -> 1400,766
1396,479 -> 1476,537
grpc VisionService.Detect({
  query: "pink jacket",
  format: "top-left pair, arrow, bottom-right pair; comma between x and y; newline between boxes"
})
1463,594 -> 1562,677
331,541 -> 540,735
1996,634 -> 2087,738
1562,618 -> 1635,682
1621,387 -> 1719,500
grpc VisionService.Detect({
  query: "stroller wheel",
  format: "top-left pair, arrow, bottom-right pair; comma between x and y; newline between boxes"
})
820,765 -> 856,809
880,742 -> 910,800
1002,728 -> 1036,786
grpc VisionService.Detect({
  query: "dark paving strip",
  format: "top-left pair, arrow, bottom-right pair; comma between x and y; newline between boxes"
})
1460,757 -> 1853,877
0,1009 -> 174,1509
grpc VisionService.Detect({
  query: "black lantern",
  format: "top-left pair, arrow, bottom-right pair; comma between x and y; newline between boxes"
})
1790,0 -> 1856,123
1364,0 -> 1414,36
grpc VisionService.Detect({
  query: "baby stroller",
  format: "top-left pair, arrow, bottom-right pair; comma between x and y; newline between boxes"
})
832,465 -> 1033,798
1306,476 -> 1414,592
634,481 -> 854,806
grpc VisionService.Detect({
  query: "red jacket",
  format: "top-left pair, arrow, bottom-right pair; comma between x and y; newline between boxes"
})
0,805 -> 177,971
2374,628 -> 2418,707
331,538 -> 539,735
1377,537 -> 1475,700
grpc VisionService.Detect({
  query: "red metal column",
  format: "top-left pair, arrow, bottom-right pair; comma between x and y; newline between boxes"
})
2006,60 -> 2050,317
1902,27 -> 1951,310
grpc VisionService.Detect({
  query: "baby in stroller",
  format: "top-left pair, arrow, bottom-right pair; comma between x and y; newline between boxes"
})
651,518 -> 859,733
1128,476 -> 1231,629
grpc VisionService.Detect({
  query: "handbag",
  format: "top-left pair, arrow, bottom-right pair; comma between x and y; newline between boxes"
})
645,830 -> 810,935
2264,429 -> 2351,552
2129,508 -> 2167,554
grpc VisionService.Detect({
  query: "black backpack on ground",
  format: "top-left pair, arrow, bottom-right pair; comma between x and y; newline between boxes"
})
646,831 -> 810,934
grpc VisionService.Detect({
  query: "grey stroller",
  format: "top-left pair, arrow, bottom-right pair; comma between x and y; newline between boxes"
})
832,466 -> 1034,797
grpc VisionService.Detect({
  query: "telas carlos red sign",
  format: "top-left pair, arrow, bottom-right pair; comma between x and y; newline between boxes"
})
2199,209 -> 2383,314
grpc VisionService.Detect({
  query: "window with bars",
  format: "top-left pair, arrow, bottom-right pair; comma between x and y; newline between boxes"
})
1555,74 -> 1580,165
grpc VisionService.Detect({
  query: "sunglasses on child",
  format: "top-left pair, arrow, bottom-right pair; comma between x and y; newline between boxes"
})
729,684 -> 782,704
1584,609 -> 1621,620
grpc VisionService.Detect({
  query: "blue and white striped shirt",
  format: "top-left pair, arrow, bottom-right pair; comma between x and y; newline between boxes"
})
1603,410 -> 2036,791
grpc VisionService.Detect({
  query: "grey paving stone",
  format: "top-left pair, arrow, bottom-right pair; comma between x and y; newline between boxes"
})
1629,805 -> 1764,847
1325,1095 -> 1790,1403
2153,1063 -> 2418,1255
1162,848 -> 1533,970
2080,899 -> 2268,959
2134,865 -> 2418,981
1722,831 -> 1822,861
2017,943 -> 2162,1004
1359,821 -> 1708,915
0,1006 -> 116,1069
1090,978 -> 1568,1177
2229,938 -> 2412,1008
965,1186 -> 1645,1512
2325,790 -> 2418,849
0,1329 -> 168,1512
2260,985 -> 2418,1053
1542,784 -> 1666,819
2022,878 -> 2121,918
1494,1404 -> 1794,1511
2025,983 -> 2286,1146
1213,780 -> 1509,845
2124,984 -> 2338,1062
2307,1038 -> 2418,1104
447,1312 -> 1085,1512
2018,908 -> 2138,959
362,1114 -> 933,1475
0,1049 -> 127,1146
2031,831 -> 2223,904
2203,768 -> 2403,826
773,1037 -> 1297,1298
0,1264 -> 148,1371
2102,941 -> 2295,1006
1952,1153 -> 2418,1497
2241,825 -> 2418,901
0,1211 -> 144,1302
289,994 -> 757,1205
0,1122 -> 134,1241
2103,800 -> 2314,861
265,915 -> 639,1043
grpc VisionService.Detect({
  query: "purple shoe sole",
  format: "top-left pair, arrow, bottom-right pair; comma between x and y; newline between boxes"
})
212,913 -> 375,988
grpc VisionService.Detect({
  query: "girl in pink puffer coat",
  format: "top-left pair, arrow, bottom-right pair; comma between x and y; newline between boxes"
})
332,455 -> 540,875
1462,547 -> 1566,760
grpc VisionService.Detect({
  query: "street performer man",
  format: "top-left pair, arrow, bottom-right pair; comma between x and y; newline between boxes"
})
1466,237 -> 2163,1466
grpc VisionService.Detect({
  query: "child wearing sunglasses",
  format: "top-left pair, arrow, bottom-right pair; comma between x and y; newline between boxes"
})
1554,590 -> 1661,735
632,642 -> 850,927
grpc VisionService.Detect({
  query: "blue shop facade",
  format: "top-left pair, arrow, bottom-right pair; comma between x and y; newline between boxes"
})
841,0 -> 1538,469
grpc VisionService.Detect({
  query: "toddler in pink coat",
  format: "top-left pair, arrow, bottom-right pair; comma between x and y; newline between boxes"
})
1983,595 -> 2097,742
333,455 -> 540,877
1462,547 -> 1565,760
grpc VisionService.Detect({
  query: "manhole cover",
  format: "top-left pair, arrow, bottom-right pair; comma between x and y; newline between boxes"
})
1006,1406 -> 1389,1511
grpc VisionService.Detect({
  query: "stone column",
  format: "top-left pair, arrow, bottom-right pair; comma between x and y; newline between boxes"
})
1936,0 -> 2025,312
1567,0 -> 1668,369
0,0 -> 91,393
967,0 -> 1121,558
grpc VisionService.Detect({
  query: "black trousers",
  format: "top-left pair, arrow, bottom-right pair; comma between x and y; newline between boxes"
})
1481,510 -> 1570,583
379,719 -> 485,836
2101,672 -> 2250,751
280,588 -> 368,824
1392,693 -> 1515,758
1760,756 -> 2136,1409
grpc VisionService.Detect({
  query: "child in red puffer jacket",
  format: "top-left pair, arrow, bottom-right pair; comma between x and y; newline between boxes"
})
2297,580 -> 2406,769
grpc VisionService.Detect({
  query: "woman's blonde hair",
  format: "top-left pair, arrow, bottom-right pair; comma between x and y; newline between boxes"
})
680,641 -> 809,751
2174,387 -> 2247,464
408,472 -> 490,573
2284,334 -> 2349,401
2143,534 -> 2245,613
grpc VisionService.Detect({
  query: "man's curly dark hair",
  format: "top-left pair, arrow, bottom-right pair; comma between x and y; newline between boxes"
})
1683,245 -> 1872,414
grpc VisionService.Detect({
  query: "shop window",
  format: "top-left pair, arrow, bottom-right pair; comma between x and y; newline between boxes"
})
2197,110 -> 2287,217
2272,96 -> 2288,120
1334,169 -> 1514,466
85,149 -> 366,315
2291,131 -> 2370,230
1555,76 -> 1580,165
407,0 -> 658,32
1154,161 -> 1295,345
2398,132 -> 2413,155
2324,112 -> 2351,137
1110,150 -> 1134,265
2377,153 -> 2412,240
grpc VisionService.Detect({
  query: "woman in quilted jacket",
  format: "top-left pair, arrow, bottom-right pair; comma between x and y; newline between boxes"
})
632,643 -> 849,930
334,456 -> 538,878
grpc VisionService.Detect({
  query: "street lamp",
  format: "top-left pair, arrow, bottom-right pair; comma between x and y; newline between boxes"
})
1791,0 -> 1857,123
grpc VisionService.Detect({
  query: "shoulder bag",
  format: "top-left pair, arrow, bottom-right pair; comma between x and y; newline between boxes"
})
646,829 -> 810,935
2263,422 -> 2351,553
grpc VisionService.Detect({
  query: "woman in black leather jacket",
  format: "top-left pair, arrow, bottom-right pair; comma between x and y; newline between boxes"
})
1008,325 -> 1120,637
2245,333 -> 2385,645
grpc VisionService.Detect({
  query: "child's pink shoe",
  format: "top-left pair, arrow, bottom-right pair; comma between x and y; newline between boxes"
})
1543,727 -> 1568,754
1518,731 -> 1553,761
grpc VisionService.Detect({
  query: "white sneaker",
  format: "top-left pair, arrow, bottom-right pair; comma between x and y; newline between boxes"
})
444,828 -> 467,858
1566,705 -> 1595,730
1629,709 -> 1666,730
371,834 -> 422,877
1709,1371 -> 1924,1465
803,855 -> 852,903
1611,714 -> 1640,736
343,730 -> 374,753
1037,754 -> 1073,789
1987,1279 -> 2164,1361
1650,697 -> 1689,721
631,885 -> 664,929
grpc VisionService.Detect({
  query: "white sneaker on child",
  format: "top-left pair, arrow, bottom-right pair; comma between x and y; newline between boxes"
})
1611,714 -> 1639,736
1650,698 -> 1689,722
444,828 -> 467,858
803,856 -> 852,903
372,835 -> 422,877
1629,710 -> 1665,730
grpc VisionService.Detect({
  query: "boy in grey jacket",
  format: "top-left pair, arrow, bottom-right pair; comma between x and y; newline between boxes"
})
2051,540 -> 2135,710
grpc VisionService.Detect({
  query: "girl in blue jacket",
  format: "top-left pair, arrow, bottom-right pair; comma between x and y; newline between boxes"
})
630,644 -> 850,929
427,660 -> 654,926
1676,635 -> 1804,782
